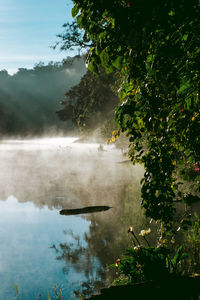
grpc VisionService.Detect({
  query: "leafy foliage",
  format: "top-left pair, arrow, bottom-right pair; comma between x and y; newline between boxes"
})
70,0 -> 200,224
57,68 -> 118,133
112,246 -> 170,284
111,227 -> 193,286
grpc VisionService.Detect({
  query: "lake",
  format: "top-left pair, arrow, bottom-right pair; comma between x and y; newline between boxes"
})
0,137 -> 144,299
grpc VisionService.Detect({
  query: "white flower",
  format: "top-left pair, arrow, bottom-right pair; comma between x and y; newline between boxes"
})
127,226 -> 133,234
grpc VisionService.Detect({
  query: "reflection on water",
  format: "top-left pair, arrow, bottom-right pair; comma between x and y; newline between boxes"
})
0,138 -> 144,299
0,196 -> 93,299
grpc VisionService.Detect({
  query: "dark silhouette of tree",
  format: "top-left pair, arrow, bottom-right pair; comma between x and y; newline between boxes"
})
53,21 -> 92,54
57,68 -> 118,133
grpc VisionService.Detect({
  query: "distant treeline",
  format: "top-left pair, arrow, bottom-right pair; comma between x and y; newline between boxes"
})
0,56 -> 86,136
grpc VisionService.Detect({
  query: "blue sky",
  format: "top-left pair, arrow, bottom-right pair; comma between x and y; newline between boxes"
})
0,0 -> 75,74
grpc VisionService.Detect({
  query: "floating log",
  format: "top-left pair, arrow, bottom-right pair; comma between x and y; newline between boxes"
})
60,205 -> 111,216
116,159 -> 132,164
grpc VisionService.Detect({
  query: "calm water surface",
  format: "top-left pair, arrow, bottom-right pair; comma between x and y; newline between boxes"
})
0,138 -> 144,299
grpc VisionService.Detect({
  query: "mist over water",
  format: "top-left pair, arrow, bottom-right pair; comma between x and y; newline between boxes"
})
0,137 -> 144,299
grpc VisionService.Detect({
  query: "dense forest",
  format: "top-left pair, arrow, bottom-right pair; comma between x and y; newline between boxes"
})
0,56 -> 86,136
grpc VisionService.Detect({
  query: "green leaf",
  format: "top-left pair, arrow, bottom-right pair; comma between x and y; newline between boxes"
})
172,245 -> 183,266
185,149 -> 190,156
182,34 -> 188,41
76,15 -> 82,27
106,65 -> 114,73
100,49 -> 110,66
168,10 -> 175,16
111,17 -> 115,27
177,80 -> 191,94
88,60 -> 99,74
178,145 -> 184,151
186,98 -> 191,109
71,5 -> 79,18
102,11 -> 108,18
112,56 -> 123,69
99,31 -> 106,40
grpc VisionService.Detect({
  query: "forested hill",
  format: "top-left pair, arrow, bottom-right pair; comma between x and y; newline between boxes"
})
0,56 -> 86,136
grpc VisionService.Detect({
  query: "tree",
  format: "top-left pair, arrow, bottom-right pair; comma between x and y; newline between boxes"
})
69,0 -> 200,225
57,68 -> 118,133
52,21 -> 93,55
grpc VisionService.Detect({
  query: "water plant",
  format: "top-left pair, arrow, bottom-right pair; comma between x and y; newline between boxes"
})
111,222 -> 199,287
